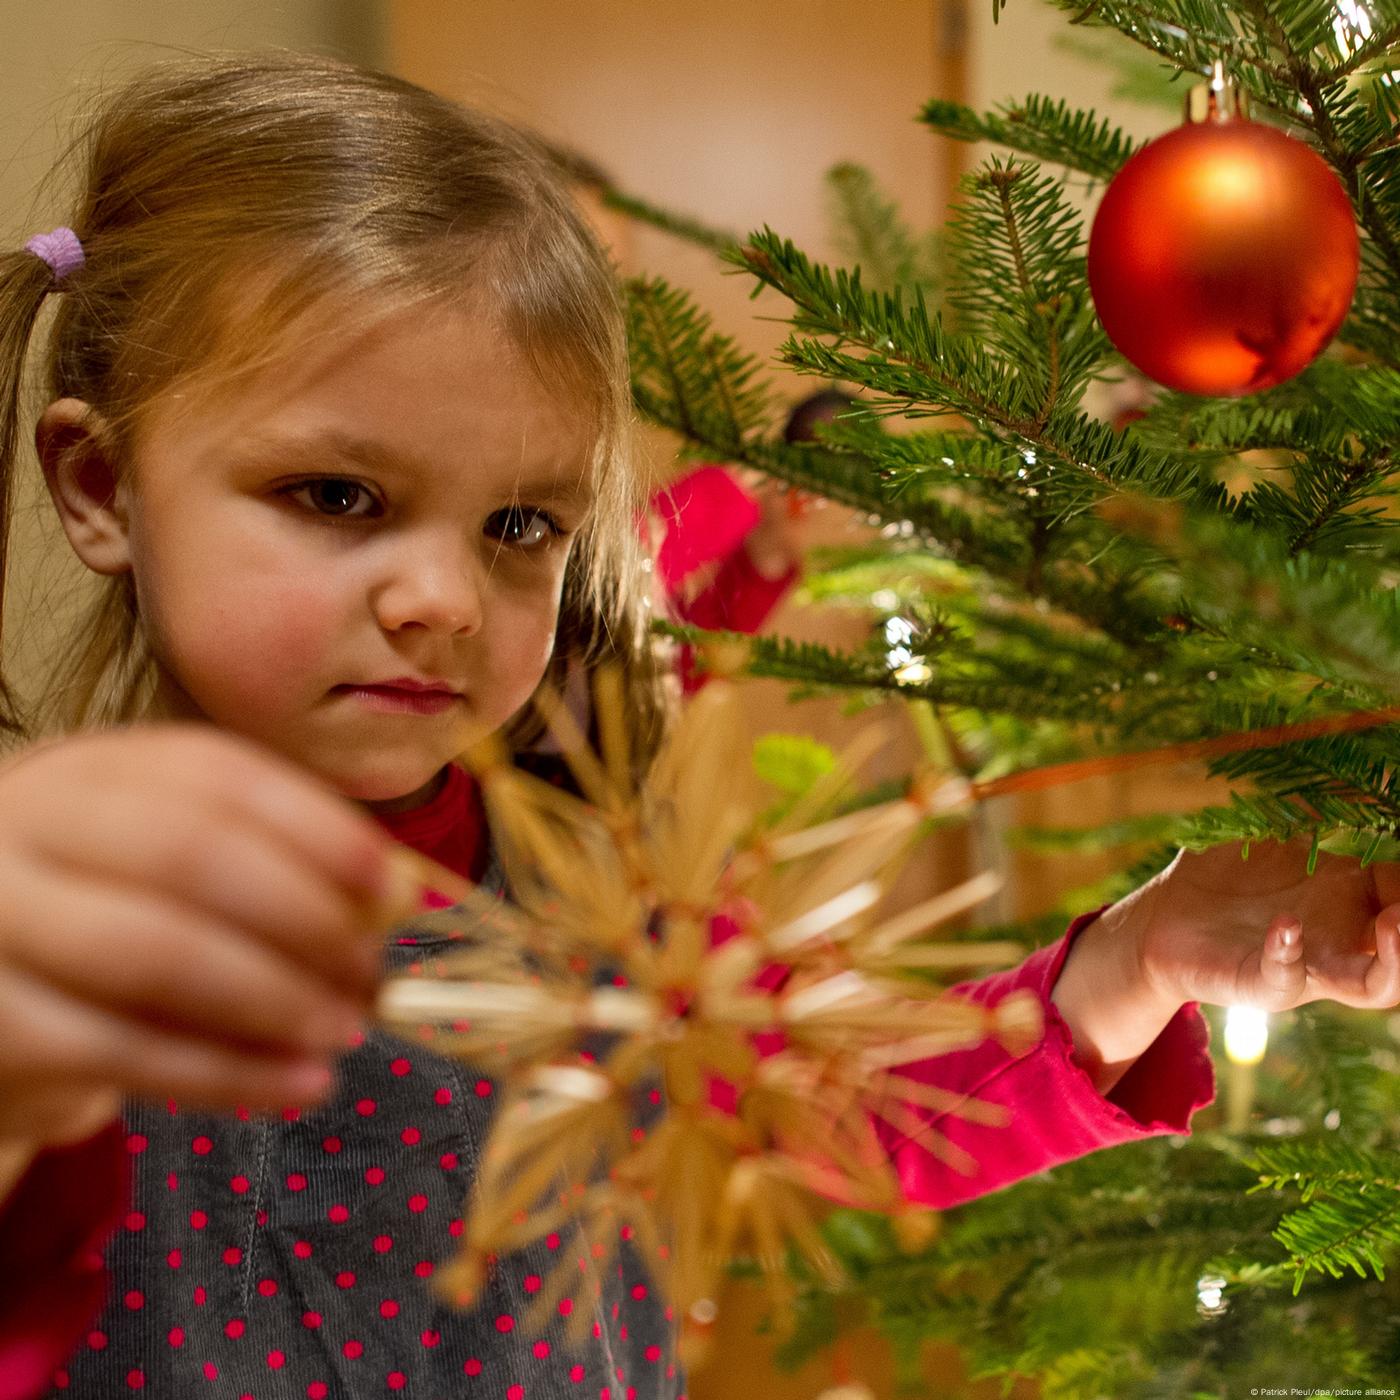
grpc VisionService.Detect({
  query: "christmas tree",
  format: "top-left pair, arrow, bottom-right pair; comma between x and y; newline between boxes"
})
614,0 -> 1400,1392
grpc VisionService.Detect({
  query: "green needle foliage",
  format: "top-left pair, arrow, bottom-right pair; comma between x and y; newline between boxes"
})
621,0 -> 1400,1390
762,1011 -> 1400,1396
921,94 -> 1144,182
623,11 -> 1400,859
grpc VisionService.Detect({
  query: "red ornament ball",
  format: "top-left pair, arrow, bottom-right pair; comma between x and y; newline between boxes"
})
1088,117 -> 1358,396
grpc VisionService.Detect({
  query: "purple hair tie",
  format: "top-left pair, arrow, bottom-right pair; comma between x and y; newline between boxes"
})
24,226 -> 84,284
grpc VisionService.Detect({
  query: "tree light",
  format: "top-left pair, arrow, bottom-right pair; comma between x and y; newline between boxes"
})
1334,0 -> 1374,57
1195,1272 -> 1228,1317
1224,1006 -> 1268,1134
1223,1005 -> 1269,1065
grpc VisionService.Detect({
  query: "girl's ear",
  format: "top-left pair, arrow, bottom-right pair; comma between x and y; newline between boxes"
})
35,398 -> 133,576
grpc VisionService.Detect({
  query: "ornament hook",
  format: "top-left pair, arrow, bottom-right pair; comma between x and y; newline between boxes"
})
1186,58 -> 1249,122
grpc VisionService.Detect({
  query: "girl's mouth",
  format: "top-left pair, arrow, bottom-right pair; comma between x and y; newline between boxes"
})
334,685 -> 462,715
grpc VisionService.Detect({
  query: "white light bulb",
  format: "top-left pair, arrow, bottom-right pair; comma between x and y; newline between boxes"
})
1224,1005 -> 1269,1066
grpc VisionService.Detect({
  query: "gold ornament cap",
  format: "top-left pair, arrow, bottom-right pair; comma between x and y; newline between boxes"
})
1185,59 -> 1250,123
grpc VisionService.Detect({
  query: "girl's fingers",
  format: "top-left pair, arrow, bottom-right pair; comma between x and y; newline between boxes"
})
0,965 -> 338,1118
0,1086 -> 122,1147
194,728 -> 410,912
0,851 -> 366,1059
1302,907 -> 1400,1009
43,720 -> 400,908
14,771 -> 396,1000
124,799 -> 385,994
1362,909 -> 1400,1006
1377,903 -> 1400,944
1257,914 -> 1307,1004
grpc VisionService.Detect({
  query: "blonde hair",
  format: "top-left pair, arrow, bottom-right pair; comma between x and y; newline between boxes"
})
0,50 -> 667,770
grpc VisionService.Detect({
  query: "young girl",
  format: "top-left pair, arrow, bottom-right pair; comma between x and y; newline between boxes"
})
0,49 -> 1396,1400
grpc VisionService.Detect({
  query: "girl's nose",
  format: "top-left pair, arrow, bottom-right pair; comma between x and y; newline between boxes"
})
371,546 -> 485,637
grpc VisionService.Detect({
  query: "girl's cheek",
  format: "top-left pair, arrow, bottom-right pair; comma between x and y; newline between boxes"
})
488,589 -> 561,695
177,577 -> 337,705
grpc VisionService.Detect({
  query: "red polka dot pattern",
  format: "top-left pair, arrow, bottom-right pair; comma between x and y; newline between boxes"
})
45,781 -> 680,1398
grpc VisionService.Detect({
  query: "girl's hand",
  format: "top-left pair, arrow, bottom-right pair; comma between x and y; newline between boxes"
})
735,469 -> 807,582
1136,836 -> 1400,1013
1051,837 -> 1400,1094
0,722 -> 412,1148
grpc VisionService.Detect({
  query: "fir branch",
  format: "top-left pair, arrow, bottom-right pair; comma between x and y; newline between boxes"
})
1248,1138 -> 1400,1293
624,274 -> 774,450
793,1130 -> 1400,1388
1251,1139 -> 1400,1205
635,389 -> 1175,649
601,188 -> 739,255
1178,789 -> 1398,853
653,621 -> 1140,723
816,417 -> 1030,502
1202,726 -> 1400,825
732,228 -> 1206,518
944,159 -> 1111,430
1131,362 -> 1400,464
638,404 -> 1036,563
789,544 -> 964,604
1042,0 -> 1290,89
1352,66 -> 1400,158
731,231 -> 1025,425
920,94 -> 1142,182
1338,283 -> 1400,367
824,162 -> 939,294
1170,527 -> 1400,699
1328,18 -> 1400,84
1283,1004 -> 1395,1140
1284,450 -> 1396,556
1233,0 -> 1400,287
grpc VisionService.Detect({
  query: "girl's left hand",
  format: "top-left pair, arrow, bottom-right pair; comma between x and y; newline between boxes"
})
1052,836 -> 1400,1094
1136,836 -> 1400,1013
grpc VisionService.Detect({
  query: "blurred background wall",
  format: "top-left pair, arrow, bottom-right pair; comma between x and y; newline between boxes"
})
0,4 -> 1211,1393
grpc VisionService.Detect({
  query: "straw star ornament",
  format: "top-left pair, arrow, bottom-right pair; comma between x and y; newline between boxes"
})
375,666 -> 1039,1366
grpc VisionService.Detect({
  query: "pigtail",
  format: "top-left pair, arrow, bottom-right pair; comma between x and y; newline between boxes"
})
0,250 -> 66,742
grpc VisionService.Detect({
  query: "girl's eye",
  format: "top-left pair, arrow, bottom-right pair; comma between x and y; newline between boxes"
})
282,478 -> 380,518
485,506 -> 562,550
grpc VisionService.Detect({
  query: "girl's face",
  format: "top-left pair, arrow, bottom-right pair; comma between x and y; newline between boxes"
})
119,300 -> 595,810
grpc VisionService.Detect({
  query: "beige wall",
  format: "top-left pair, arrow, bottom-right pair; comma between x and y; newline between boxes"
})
391,0 -> 947,378
0,0 -> 382,742
0,0 -> 384,219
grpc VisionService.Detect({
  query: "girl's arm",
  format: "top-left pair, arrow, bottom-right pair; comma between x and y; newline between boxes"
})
883,837 -> 1400,1209
877,906 -> 1214,1211
0,1118 -> 129,1400
1049,883 -> 1184,1093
